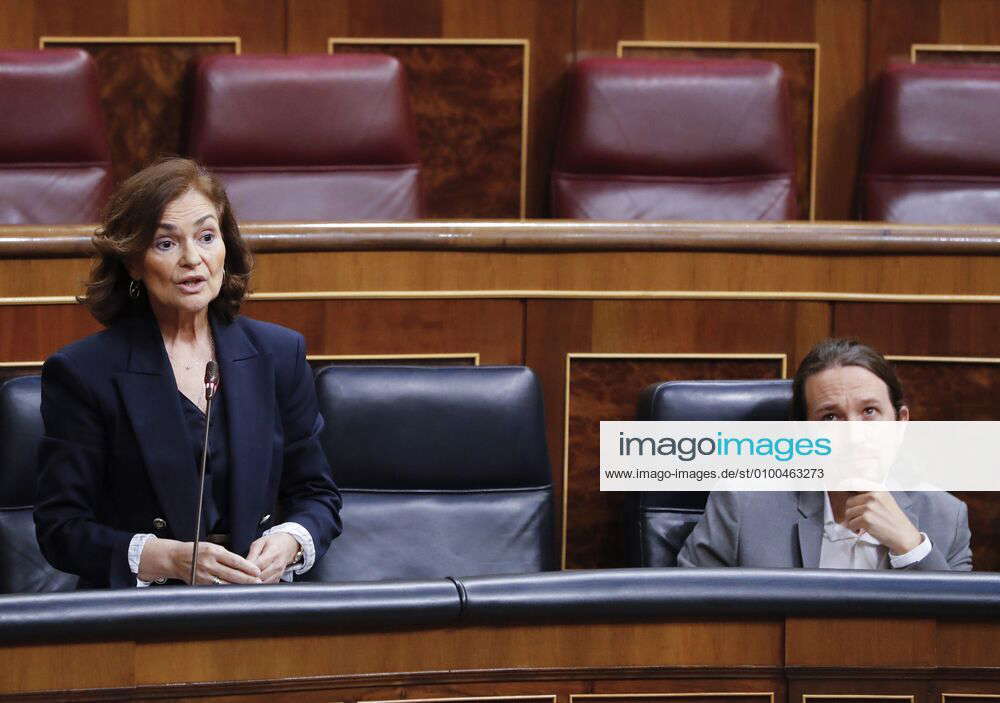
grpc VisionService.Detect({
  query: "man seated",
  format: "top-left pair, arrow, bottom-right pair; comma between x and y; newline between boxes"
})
677,338 -> 972,571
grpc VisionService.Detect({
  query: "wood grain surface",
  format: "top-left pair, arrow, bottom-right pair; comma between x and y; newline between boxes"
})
331,42 -> 526,218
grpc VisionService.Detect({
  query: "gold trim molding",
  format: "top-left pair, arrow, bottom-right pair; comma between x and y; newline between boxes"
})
617,40 -> 820,221
40,35 -> 242,53
370,697 -> 557,703
887,354 -> 1000,365
329,37 -> 530,219
560,352 -> 787,568
5,291 -> 1000,306
572,696 -> 774,702
309,353 -> 480,365
912,43 -> 1000,61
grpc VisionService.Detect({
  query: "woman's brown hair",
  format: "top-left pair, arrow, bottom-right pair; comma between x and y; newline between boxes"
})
791,338 -> 906,420
82,158 -> 252,325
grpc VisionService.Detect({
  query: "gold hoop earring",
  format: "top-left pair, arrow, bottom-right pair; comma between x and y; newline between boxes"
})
129,279 -> 141,299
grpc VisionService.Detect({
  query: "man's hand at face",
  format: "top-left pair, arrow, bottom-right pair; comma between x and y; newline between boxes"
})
844,491 -> 923,555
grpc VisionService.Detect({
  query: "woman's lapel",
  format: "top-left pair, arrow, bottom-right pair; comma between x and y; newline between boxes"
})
113,314 -> 201,541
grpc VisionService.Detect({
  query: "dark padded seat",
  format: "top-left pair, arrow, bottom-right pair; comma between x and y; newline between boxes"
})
625,380 -> 792,567
552,58 -> 797,221
310,366 -> 555,582
0,376 -> 77,593
0,49 -> 111,224
864,62 -> 1000,224
188,53 -> 422,221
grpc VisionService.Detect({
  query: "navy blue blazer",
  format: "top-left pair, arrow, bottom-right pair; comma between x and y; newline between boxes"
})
34,312 -> 342,588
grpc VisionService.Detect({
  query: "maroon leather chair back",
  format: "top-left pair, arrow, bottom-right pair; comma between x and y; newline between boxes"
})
552,58 -> 797,221
0,49 -> 111,225
864,62 -> 1000,224
189,54 -> 422,221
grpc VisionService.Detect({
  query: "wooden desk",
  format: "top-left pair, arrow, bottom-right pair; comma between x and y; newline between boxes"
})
2,614 -> 998,700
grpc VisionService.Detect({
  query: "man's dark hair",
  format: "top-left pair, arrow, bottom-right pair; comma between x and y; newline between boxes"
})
791,338 -> 905,420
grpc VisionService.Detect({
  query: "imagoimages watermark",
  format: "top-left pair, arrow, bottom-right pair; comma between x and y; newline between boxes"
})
599,421 -> 1000,491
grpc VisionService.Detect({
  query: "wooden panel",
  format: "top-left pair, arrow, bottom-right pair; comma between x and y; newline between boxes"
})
620,43 -> 817,221
134,622 -> 783,685
525,299 -> 595,559
123,0 -> 285,52
574,694 -> 774,703
0,304 -> 102,361
814,0 -> 868,222
246,251 -> 1000,297
885,358 -> 1000,421
31,0 -> 129,37
833,303 -> 1000,360
937,621 -> 1000,668
241,299 -> 523,365
41,39 -> 238,185
867,0 -> 940,85
289,0 -> 574,218
0,640 -> 134,694
0,0 -> 36,48
330,40 -> 527,218
785,617 -> 937,668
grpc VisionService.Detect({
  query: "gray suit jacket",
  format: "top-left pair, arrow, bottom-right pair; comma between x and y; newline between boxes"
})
677,491 -> 972,571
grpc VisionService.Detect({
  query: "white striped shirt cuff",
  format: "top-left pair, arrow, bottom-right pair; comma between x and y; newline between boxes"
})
263,521 -> 315,581
128,533 -> 156,588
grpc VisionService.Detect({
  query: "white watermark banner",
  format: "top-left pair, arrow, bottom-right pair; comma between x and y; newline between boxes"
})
600,421 -> 1000,491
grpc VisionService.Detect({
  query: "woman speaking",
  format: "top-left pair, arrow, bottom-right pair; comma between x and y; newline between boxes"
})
34,158 -> 342,588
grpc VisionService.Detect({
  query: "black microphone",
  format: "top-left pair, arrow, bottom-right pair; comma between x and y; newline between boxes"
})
190,360 -> 220,586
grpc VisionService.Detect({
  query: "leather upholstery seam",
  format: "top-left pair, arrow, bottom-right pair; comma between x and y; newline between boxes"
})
446,576 -> 467,617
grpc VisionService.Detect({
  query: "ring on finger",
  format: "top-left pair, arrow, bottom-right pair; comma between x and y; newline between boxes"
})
212,576 -> 224,585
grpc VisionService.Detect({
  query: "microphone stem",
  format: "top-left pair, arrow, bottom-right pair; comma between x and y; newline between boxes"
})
190,393 -> 215,586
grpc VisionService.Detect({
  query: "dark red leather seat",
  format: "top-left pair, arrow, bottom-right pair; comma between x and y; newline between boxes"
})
188,54 -> 422,222
551,58 -> 797,221
0,50 -> 111,225
863,62 -> 1000,224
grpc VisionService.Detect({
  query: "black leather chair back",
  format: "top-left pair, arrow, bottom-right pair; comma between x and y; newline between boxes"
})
0,375 -> 77,592
310,366 -> 555,582
625,379 -> 793,567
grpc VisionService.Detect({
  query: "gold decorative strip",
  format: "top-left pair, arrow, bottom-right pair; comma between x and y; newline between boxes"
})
368,697 -> 557,703
308,353 -> 480,365
328,37 -> 530,219
560,352 -> 787,569
617,40 -> 820,221
912,43 -> 1000,61
4,291 -> 1000,306
40,36 -> 241,53
887,355 -> 1000,364
572,695 -> 774,702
